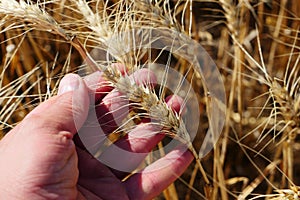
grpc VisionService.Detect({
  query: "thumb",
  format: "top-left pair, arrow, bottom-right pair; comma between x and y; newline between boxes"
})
24,74 -> 90,136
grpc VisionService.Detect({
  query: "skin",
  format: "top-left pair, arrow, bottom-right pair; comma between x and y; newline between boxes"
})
0,69 -> 193,200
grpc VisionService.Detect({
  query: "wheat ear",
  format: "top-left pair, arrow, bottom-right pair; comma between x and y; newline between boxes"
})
74,0 -> 217,186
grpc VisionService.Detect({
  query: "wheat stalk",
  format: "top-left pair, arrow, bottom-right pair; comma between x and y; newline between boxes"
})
233,24 -> 300,196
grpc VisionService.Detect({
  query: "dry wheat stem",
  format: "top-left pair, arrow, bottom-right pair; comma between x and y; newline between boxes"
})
233,23 -> 300,196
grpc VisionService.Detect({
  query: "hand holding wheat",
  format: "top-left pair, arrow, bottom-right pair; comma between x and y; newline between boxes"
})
1,0 -> 299,198
0,71 -> 193,200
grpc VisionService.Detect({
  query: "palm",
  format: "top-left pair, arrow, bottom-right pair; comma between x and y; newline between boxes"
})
76,147 -> 129,200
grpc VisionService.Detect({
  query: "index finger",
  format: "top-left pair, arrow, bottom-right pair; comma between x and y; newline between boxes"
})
83,63 -> 127,102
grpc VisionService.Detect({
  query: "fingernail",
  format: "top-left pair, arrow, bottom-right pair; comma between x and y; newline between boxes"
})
58,74 -> 80,95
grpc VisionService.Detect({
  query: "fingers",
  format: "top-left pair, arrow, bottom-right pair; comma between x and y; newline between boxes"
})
78,67 -> 157,137
83,63 -> 127,103
124,146 -> 194,200
97,123 -> 164,177
76,67 -> 193,200
76,68 -> 157,154
165,95 -> 185,114
95,68 -> 157,134
98,95 -> 185,179
95,90 -> 129,134
23,74 -> 90,137
83,71 -> 113,102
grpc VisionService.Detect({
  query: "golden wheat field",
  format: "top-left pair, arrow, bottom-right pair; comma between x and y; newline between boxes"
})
0,0 -> 299,199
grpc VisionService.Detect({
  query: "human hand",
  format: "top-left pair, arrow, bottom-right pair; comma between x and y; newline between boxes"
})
0,68 -> 193,200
